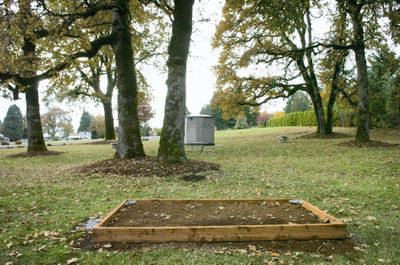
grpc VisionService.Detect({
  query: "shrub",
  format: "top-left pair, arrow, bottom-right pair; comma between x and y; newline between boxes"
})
267,109 -> 356,128
267,111 -> 316,127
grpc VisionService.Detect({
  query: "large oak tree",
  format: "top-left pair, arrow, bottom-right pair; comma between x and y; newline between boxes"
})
213,0 -> 351,136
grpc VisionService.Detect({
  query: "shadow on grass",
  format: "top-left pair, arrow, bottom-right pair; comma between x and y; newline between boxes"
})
75,233 -> 357,257
6,150 -> 64,158
339,140 -> 399,148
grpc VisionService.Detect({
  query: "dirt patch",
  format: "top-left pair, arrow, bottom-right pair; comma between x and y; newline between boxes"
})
106,201 -> 322,227
73,156 -> 220,177
6,150 -> 63,158
339,140 -> 399,148
296,132 -> 353,139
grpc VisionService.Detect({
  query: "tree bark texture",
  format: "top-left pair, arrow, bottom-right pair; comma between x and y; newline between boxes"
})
326,52 -> 347,134
326,85 -> 338,135
112,0 -> 144,158
20,0 -> 47,153
310,78 -> 326,135
296,58 -> 327,135
103,54 -> 116,140
349,4 -> 370,142
102,100 -> 115,140
158,0 -> 194,162
25,80 -> 47,152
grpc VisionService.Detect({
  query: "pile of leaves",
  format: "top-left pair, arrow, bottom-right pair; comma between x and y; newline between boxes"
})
73,156 -> 220,177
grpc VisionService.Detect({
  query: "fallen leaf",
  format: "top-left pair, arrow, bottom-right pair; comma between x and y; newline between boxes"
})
67,258 -> 79,264
37,246 -> 47,252
8,250 -> 22,257
268,252 -> 281,257
365,216 -> 379,225
237,249 -> 247,254
103,243 -> 112,249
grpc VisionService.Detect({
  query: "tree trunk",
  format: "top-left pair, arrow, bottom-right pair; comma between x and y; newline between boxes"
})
297,59 -> 326,135
25,80 -> 47,152
348,1 -> 370,142
303,6 -> 327,135
309,94 -> 326,135
102,99 -> 115,140
310,79 -> 327,135
112,0 -> 144,158
326,52 -> 347,134
326,88 -> 337,135
158,0 -> 194,163
20,1 -> 47,153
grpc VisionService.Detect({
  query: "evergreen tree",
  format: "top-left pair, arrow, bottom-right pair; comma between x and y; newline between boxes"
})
78,111 -> 93,132
369,50 -> 400,128
1,105 -> 24,141
284,91 -> 312,113
200,104 -> 236,130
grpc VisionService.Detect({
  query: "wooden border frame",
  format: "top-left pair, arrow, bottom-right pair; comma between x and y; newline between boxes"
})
93,199 -> 347,243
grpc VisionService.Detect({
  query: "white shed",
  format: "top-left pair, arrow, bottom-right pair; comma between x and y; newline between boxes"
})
184,115 -> 215,146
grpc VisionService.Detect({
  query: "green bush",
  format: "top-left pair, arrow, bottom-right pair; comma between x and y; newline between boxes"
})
267,111 -> 317,127
267,109 -> 356,128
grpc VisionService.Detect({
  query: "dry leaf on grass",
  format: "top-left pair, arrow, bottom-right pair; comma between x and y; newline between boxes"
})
67,257 -> 79,264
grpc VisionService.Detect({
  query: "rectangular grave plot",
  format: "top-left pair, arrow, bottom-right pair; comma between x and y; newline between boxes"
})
92,199 -> 347,243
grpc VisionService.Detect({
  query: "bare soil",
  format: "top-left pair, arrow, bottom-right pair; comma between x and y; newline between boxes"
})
106,200 -> 323,227
74,157 -> 220,177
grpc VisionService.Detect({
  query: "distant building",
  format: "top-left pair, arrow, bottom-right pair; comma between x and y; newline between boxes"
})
68,131 -> 92,140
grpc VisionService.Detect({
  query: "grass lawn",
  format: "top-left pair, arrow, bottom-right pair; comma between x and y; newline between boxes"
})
0,127 -> 399,264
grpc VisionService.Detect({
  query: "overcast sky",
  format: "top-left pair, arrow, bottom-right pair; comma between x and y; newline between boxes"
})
0,0 -> 285,130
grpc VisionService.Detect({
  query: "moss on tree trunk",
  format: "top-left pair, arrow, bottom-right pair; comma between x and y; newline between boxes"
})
343,0 -> 370,142
112,0 -> 144,158
20,9 -> 47,153
352,17 -> 370,142
25,81 -> 47,152
158,0 -> 194,163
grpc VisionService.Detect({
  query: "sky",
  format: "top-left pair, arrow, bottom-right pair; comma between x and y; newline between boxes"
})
0,0 -> 285,130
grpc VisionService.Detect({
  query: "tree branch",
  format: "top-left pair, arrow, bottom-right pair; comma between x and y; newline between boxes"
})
33,33 -> 115,82
139,0 -> 174,22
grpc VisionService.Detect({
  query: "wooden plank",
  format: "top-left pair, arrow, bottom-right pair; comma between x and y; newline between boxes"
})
301,201 -> 344,224
93,223 -> 347,243
97,200 -> 128,227
134,199 -> 291,205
